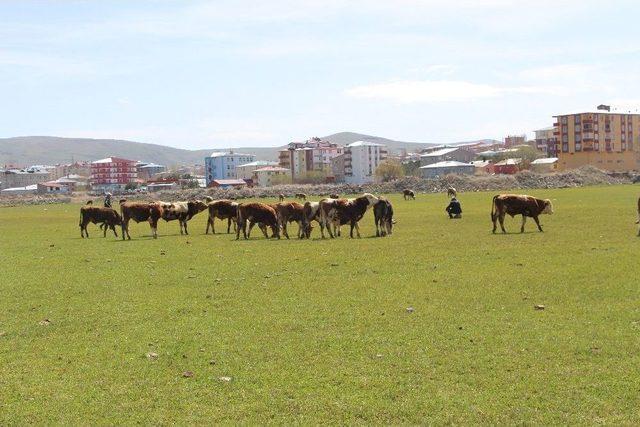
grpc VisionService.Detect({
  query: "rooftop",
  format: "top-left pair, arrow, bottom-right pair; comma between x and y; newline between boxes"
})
347,140 -> 385,148
92,157 -> 136,164
420,147 -> 460,157
495,158 -> 522,166
212,179 -> 247,185
237,160 -> 278,168
253,166 -> 290,172
419,161 -> 473,169
531,157 -> 559,164
139,163 -> 165,169
208,152 -> 255,158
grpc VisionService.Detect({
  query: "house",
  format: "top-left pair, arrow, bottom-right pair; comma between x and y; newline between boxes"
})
147,182 -> 178,192
0,169 -> 52,190
37,181 -> 70,194
530,157 -> 559,173
137,163 -> 166,181
420,147 -> 475,166
252,166 -> 291,187
494,158 -> 522,174
205,152 -> 256,186
470,160 -> 495,175
419,161 -> 475,178
0,184 -> 38,195
90,157 -> 137,191
343,141 -> 388,184
235,160 -> 279,180
209,179 -> 247,189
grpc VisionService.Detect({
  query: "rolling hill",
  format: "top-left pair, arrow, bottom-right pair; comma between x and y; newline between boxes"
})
0,133 -> 499,166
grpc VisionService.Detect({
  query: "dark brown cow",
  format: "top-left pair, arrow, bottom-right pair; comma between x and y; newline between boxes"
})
160,197 -> 211,235
236,203 -> 280,240
329,193 -> 339,199
295,193 -> 307,201
491,194 -> 553,234
273,201 -> 305,239
278,193 -> 285,202
120,200 -> 164,240
79,205 -> 122,238
402,189 -> 415,200
205,200 -> 238,234
373,198 -> 394,237
447,187 -> 457,198
319,193 -> 379,238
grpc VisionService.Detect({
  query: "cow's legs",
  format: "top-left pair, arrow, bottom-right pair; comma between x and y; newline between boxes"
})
111,224 -> 118,237
122,218 -> 130,240
150,218 -> 158,239
498,212 -> 507,233
282,221 -> 290,239
533,215 -> 543,232
520,215 -> 527,233
103,223 -> 108,237
183,220 -> 189,235
491,213 -> 498,234
354,221 -> 361,238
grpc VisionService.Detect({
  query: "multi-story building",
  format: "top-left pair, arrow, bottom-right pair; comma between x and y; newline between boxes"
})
278,137 -> 343,182
90,157 -> 137,191
552,108 -> 640,171
0,169 -> 52,190
534,127 -> 557,156
235,160 -> 278,180
205,152 -> 256,186
419,147 -> 475,166
252,166 -> 291,187
343,141 -> 387,184
504,134 -> 527,148
331,154 -> 346,183
136,163 -> 166,181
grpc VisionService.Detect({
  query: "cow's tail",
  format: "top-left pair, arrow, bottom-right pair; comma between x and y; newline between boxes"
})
491,194 -> 499,220
79,207 -> 84,227
636,197 -> 640,224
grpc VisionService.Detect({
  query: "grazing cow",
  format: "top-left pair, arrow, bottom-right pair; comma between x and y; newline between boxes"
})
236,203 -> 280,240
319,193 -> 379,238
120,200 -> 164,240
160,197 -> 211,235
403,189 -> 415,200
278,193 -> 285,202
295,193 -> 307,201
491,194 -> 553,234
447,187 -> 457,198
373,198 -> 394,237
79,205 -> 122,238
205,200 -> 239,234
301,201 -> 322,239
273,201 -> 305,239
329,193 -> 339,199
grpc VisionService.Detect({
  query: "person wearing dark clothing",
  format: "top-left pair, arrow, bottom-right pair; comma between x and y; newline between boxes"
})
446,197 -> 462,219
104,193 -> 112,209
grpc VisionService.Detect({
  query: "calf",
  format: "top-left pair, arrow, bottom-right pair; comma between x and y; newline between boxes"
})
402,189 -> 415,200
79,205 -> 122,238
295,193 -> 307,201
160,197 -> 211,235
491,194 -> 553,233
319,193 -> 379,238
120,200 -> 164,240
373,198 -> 394,237
205,200 -> 238,234
329,193 -> 339,199
236,203 -> 280,240
273,201 -> 305,239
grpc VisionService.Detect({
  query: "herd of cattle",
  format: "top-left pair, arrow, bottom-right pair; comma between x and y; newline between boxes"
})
79,192 -> 395,240
77,188 -> 565,240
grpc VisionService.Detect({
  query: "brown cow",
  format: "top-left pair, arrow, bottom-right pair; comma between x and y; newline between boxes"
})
491,194 -> 553,234
278,193 -> 285,202
447,187 -> 457,198
329,193 -> 339,199
319,193 -> 379,238
160,197 -> 211,235
295,193 -> 307,201
236,203 -> 280,240
79,205 -> 122,238
373,198 -> 394,237
205,199 -> 238,234
402,189 -> 415,200
273,201 -> 305,239
120,200 -> 164,240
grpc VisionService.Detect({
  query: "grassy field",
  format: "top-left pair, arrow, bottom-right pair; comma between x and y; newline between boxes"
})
2,185 -> 640,424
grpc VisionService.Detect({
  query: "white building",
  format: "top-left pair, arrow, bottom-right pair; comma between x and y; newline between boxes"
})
205,152 -> 256,186
235,160 -> 279,180
343,141 -> 387,184
252,166 -> 291,187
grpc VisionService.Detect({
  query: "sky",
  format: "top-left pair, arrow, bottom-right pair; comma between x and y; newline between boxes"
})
2,0 -> 640,149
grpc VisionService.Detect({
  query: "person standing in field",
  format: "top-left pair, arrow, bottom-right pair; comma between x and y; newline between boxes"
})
446,197 -> 462,219
104,192 -> 112,208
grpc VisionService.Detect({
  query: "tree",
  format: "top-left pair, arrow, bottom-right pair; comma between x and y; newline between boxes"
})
402,160 -> 422,177
295,170 -> 328,184
490,146 -> 543,168
375,159 -> 405,182
125,182 -> 138,191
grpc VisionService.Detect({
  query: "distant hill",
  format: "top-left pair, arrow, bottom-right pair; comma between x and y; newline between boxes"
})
0,133 -> 499,167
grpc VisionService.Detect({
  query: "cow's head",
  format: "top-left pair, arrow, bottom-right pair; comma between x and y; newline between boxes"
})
189,200 -> 209,214
542,199 -> 554,214
203,196 -> 213,203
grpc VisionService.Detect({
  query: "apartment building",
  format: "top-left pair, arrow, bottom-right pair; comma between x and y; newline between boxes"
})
0,169 -> 52,190
252,166 -> 291,187
278,137 -> 343,181
236,160 -> 278,180
343,141 -> 387,184
204,152 -> 256,186
552,108 -> 640,171
504,134 -> 527,148
534,127 -> 557,156
90,157 -> 138,191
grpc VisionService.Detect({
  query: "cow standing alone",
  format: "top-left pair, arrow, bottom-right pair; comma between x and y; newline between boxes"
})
403,189 -> 415,200
373,198 -> 394,237
79,205 -> 122,238
491,194 -> 553,233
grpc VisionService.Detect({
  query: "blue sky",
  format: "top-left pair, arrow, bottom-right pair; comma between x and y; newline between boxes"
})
2,0 -> 640,149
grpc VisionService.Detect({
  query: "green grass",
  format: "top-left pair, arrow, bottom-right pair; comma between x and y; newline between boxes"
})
2,186 -> 640,424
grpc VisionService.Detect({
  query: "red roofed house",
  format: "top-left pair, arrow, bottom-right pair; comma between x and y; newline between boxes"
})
90,157 -> 138,191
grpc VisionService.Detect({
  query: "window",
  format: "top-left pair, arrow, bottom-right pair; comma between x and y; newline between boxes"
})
575,133 -> 582,142
575,142 -> 582,152
562,125 -> 568,133
562,116 -> 568,124
574,115 -> 581,124
562,134 -> 568,143
594,142 -> 600,151
562,143 -> 569,152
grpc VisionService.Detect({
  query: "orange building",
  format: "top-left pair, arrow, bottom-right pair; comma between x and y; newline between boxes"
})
552,109 -> 640,171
